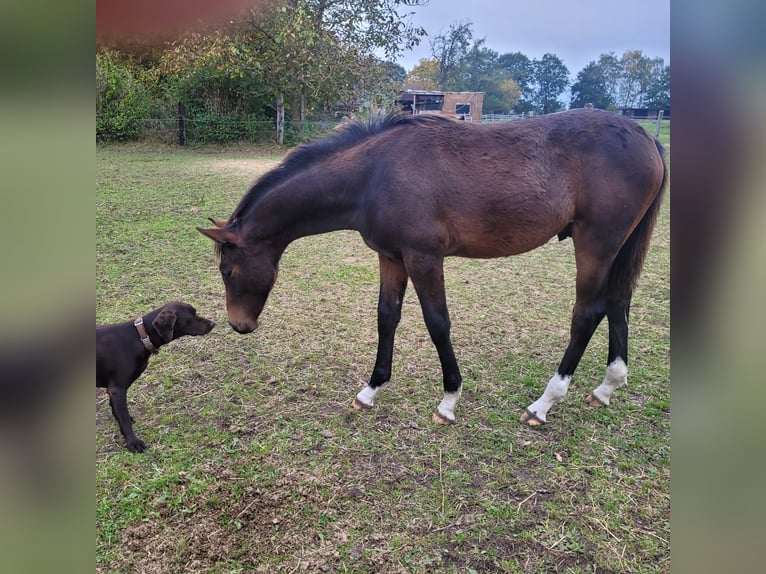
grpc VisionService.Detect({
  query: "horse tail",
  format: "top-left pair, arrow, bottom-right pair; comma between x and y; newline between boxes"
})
608,138 -> 668,298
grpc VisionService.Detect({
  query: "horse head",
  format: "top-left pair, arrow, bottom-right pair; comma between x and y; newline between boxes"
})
197,222 -> 279,334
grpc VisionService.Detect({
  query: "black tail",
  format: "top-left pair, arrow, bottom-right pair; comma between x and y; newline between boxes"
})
608,138 -> 668,297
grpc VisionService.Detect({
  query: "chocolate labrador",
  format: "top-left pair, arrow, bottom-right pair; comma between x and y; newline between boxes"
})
97,302 -> 215,452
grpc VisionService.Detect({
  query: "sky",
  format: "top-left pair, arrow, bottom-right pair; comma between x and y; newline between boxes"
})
394,0 -> 670,79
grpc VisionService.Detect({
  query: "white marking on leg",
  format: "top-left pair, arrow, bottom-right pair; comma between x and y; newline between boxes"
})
591,358 -> 628,406
526,373 -> 571,423
355,385 -> 380,408
436,388 -> 462,422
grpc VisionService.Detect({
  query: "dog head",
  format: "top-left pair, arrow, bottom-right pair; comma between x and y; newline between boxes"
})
152,302 -> 216,343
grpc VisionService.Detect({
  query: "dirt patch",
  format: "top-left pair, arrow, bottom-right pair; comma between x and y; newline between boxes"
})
209,158 -> 281,178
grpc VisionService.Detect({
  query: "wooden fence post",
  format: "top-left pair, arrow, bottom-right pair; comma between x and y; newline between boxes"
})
275,94 -> 284,145
178,101 -> 186,146
655,109 -> 664,138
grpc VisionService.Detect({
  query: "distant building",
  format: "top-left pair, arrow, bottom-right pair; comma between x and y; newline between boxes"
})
619,108 -> 671,120
396,90 -> 484,122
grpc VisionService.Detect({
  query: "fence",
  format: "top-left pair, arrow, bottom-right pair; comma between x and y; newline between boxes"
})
96,113 -> 344,146
481,111 -> 669,138
98,109 -> 668,145
480,113 -> 528,123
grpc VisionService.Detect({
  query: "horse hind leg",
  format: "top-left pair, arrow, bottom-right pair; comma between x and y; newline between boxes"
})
587,174 -> 666,408
353,254 -> 408,411
586,289 -> 633,408
521,249 -> 610,426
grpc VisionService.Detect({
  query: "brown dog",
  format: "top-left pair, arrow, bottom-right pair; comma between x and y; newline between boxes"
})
96,302 -> 215,452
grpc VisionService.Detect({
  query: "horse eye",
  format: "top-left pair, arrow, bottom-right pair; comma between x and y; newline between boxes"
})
222,267 -> 233,279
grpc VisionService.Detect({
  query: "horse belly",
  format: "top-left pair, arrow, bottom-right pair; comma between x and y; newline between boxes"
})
449,223 -> 559,258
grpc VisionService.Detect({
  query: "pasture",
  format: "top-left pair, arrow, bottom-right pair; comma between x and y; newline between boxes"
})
97,126 -> 669,573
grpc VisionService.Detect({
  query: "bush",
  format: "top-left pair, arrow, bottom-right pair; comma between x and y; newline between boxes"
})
96,51 -> 152,141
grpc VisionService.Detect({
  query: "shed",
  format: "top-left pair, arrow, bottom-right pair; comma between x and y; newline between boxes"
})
396,90 -> 484,122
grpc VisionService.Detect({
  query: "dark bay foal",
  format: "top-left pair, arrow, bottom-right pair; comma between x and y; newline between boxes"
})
199,109 -> 667,426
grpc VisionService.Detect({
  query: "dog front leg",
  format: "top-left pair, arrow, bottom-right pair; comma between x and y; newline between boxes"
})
107,384 -> 146,452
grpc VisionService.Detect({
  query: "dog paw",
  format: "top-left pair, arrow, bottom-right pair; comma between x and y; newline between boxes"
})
127,438 -> 147,453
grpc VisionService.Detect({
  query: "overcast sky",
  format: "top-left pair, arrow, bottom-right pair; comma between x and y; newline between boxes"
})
395,0 -> 670,78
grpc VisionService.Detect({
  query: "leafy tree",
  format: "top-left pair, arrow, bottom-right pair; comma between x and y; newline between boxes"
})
247,0 -> 428,139
529,53 -> 569,114
571,51 -> 668,110
592,52 -> 622,108
310,0 -> 427,59
385,62 -> 407,85
569,61 -> 614,109
158,1 -> 426,143
497,52 -> 533,93
404,58 -> 440,90
617,49 -> 664,108
460,42 -> 520,113
430,21 -> 473,90
644,64 -> 670,109
497,52 -> 534,113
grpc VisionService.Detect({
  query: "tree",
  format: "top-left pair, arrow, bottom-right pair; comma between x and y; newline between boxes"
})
254,0 -> 429,139
617,49 -> 664,108
404,58 -> 440,90
430,21 -> 473,90
594,52 -> 622,108
569,61 -> 614,109
310,0 -> 427,60
460,42 -> 520,113
644,65 -> 670,109
498,52 -> 533,93
159,1 -> 428,143
571,51 -> 668,111
529,53 -> 569,114
497,52 -> 534,113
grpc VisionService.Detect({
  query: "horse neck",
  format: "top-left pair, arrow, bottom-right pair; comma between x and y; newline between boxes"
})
246,163 -> 363,246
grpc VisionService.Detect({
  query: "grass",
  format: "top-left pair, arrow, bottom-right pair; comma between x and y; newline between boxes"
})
97,123 -> 669,573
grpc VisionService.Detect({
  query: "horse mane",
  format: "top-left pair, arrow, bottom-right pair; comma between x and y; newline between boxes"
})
227,112 -> 456,224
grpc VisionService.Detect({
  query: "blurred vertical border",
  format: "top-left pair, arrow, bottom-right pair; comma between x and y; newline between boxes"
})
672,1 -> 766,572
0,1 -> 94,573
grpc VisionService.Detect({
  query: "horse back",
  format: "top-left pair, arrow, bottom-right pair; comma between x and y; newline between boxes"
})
357,110 -> 664,259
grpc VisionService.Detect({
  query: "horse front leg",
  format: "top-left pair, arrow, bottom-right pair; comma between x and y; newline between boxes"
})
353,254 -> 408,411
405,253 -> 463,425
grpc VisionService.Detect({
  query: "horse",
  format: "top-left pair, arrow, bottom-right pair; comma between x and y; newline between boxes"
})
198,109 -> 667,426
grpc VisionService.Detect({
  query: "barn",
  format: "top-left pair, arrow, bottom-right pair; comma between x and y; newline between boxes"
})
396,90 -> 484,122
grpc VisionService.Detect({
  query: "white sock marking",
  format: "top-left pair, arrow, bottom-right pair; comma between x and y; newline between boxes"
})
591,358 -> 628,405
355,385 -> 380,407
436,389 -> 462,422
526,373 -> 571,423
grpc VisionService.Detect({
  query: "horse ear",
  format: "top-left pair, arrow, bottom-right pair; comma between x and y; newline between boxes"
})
197,226 -> 240,245
208,217 -> 227,228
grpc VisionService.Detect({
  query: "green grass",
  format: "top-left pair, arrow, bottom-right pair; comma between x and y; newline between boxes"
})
97,130 -> 669,573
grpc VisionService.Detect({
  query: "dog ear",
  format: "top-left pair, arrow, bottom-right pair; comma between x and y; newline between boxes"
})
152,310 -> 177,343
196,226 -> 240,245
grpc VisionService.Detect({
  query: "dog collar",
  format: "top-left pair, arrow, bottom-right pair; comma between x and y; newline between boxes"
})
134,317 -> 159,354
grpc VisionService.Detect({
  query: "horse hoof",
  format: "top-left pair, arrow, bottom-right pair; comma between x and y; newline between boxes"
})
432,411 -> 454,425
519,409 -> 545,427
352,397 -> 372,411
585,394 -> 605,407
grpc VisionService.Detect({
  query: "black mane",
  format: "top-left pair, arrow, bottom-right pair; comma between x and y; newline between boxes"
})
227,112 -> 456,224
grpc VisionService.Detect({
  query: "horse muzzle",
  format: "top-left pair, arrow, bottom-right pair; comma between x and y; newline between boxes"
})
228,318 -> 258,334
